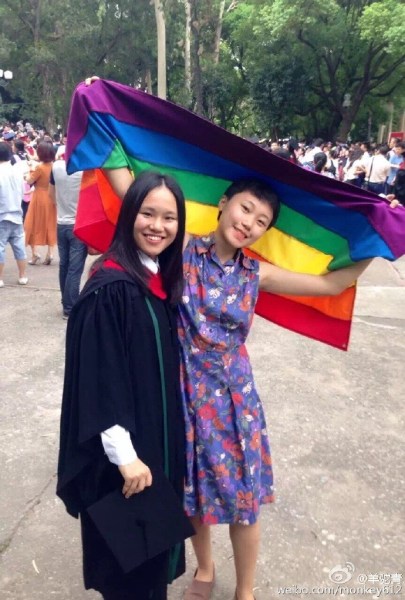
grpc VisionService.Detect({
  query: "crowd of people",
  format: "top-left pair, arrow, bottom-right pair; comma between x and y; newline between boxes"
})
256,136 -> 405,203
0,123 -> 87,316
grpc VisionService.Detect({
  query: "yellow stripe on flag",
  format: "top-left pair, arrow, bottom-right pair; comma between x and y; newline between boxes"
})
186,201 -> 219,236
252,228 -> 332,274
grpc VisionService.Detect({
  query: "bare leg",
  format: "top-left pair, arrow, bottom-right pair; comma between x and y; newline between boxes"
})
189,516 -> 215,582
44,245 -> 54,264
16,259 -> 27,278
230,521 -> 260,600
29,245 -> 40,263
0,263 -> 4,280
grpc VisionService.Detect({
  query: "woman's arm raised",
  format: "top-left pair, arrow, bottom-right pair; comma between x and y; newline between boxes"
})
103,167 -> 133,200
259,259 -> 372,297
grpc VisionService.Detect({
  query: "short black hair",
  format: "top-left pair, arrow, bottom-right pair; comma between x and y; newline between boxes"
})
14,139 -> 25,153
0,142 -> 11,161
222,178 -> 280,229
397,141 -> 405,156
96,171 -> 186,304
272,147 -> 291,160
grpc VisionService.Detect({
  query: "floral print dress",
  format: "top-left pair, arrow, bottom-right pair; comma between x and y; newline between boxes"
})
177,234 -> 274,525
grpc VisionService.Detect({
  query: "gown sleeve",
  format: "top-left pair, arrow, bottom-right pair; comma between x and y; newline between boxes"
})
57,280 -> 139,515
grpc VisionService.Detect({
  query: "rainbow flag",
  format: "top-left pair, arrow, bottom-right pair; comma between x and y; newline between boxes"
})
66,79 -> 405,350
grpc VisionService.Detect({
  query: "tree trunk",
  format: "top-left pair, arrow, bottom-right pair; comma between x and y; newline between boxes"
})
34,0 -> 42,44
145,69 -> 153,94
60,69 -> 69,132
213,0 -> 225,64
42,67 -> 56,133
154,0 -> 166,99
184,1 -> 191,93
190,1 -> 204,115
336,105 -> 360,141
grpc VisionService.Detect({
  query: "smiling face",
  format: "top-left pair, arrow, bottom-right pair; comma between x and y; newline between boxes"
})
216,191 -> 273,251
133,185 -> 179,259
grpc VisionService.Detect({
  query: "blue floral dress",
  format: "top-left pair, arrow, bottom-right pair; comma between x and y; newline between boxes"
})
177,234 -> 274,525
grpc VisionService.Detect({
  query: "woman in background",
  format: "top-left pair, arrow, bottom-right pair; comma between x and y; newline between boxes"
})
24,141 -> 56,264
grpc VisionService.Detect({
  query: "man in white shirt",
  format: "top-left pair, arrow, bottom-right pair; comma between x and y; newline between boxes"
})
49,151 -> 87,318
365,145 -> 390,195
304,137 -> 324,162
0,142 -> 28,287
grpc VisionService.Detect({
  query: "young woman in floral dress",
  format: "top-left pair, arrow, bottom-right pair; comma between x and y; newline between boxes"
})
178,179 -> 372,600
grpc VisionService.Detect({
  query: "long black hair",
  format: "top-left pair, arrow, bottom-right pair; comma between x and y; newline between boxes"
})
313,151 -> 328,173
221,178 -> 280,229
96,171 -> 186,304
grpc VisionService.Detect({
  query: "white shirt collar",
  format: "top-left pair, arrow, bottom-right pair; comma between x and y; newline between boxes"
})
138,250 -> 159,274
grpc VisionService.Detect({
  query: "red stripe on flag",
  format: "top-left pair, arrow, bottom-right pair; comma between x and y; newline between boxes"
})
255,291 -> 352,350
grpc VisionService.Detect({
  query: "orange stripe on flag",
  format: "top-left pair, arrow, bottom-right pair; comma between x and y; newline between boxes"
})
80,169 -> 97,190
96,169 -> 122,224
280,287 -> 355,322
245,248 -> 355,321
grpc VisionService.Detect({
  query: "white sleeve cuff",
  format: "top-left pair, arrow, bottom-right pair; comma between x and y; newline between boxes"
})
101,424 -> 137,466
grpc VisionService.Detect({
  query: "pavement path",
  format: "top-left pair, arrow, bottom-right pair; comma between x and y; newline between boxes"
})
0,248 -> 404,599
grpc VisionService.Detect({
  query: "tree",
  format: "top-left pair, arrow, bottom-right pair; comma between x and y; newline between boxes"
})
255,0 -> 405,139
1,0 -> 156,129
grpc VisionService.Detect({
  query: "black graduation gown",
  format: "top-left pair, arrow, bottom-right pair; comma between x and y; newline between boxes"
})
57,267 -> 189,599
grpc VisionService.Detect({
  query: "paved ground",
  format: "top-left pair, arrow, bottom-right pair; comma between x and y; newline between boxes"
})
0,247 -> 404,600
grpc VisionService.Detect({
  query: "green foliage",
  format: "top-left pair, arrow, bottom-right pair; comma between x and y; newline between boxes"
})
359,0 -> 405,49
202,45 -> 248,128
244,0 -> 405,138
1,0 -> 156,129
0,0 -> 403,141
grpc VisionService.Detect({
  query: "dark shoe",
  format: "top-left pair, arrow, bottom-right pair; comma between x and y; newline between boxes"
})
43,255 -> 53,265
62,312 -> 70,320
184,566 -> 215,600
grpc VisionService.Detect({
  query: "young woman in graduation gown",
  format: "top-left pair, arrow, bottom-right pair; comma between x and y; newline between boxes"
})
57,172 -> 193,600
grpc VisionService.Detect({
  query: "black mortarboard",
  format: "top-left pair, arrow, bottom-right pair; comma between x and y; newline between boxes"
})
86,469 -> 195,574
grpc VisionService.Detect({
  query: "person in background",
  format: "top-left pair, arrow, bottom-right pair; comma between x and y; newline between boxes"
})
287,138 -> 300,164
365,145 -> 390,195
12,139 -> 32,221
387,142 -> 405,207
49,148 -> 87,319
388,137 -> 400,159
360,141 -> 371,164
305,137 -> 324,162
24,141 -> 56,265
313,151 -> 335,178
271,147 -> 290,160
26,131 -> 38,160
386,141 -> 404,195
330,148 -> 340,179
0,142 -> 28,287
343,148 -> 365,187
